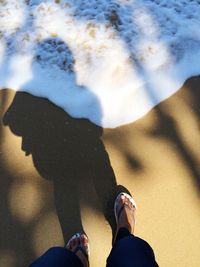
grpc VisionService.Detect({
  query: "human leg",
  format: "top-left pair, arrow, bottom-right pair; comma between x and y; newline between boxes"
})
29,233 -> 89,267
106,193 -> 159,267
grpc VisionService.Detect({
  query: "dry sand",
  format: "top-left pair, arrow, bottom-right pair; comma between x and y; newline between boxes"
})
0,76 -> 200,267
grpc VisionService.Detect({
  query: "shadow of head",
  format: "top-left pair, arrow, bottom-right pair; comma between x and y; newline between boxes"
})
3,91 -> 132,242
2,34 -> 104,181
1,37 -> 131,242
3,91 -> 103,180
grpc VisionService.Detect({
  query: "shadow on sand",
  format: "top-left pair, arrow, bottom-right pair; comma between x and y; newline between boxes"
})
1,37 -> 131,267
3,91 -> 130,243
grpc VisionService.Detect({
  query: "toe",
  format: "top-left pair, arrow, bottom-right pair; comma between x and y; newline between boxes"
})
78,234 -> 89,265
123,194 -> 136,209
118,195 -> 126,206
80,234 -> 88,244
80,234 -> 89,254
123,195 -> 131,207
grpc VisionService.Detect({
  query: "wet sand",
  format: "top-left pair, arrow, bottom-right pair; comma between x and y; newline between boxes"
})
0,76 -> 200,267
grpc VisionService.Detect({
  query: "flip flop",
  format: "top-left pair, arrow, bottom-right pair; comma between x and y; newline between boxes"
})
66,233 -> 90,265
114,192 -> 137,228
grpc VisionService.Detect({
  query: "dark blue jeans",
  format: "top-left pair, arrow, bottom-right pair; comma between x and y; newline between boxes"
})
29,228 -> 159,267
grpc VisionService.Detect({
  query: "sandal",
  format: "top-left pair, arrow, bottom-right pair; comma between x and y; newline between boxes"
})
114,192 -> 137,241
66,233 -> 90,267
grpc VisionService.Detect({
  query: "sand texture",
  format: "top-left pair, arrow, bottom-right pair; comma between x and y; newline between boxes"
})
0,76 -> 200,267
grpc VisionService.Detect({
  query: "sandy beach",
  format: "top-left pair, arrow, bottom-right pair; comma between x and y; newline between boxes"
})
0,76 -> 200,267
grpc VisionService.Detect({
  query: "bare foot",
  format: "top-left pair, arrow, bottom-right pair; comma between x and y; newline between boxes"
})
66,233 -> 89,267
114,193 -> 136,240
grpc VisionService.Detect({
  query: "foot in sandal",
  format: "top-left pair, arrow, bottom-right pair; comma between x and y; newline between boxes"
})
114,192 -> 137,242
66,233 -> 90,267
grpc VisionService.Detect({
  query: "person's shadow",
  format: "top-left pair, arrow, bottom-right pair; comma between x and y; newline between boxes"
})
3,38 -> 129,244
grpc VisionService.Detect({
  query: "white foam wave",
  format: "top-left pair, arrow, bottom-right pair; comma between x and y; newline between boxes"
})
0,0 -> 200,127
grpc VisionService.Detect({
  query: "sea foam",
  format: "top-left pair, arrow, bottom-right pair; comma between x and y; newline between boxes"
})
0,0 -> 200,127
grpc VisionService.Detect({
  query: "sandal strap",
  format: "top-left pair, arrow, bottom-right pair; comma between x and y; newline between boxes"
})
65,233 -> 90,258
74,245 -> 89,260
116,203 -> 132,222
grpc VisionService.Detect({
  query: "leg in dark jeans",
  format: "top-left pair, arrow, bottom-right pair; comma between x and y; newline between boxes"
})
107,192 -> 159,267
106,228 -> 159,267
29,192 -> 158,267
29,247 -> 83,267
29,233 -> 89,267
